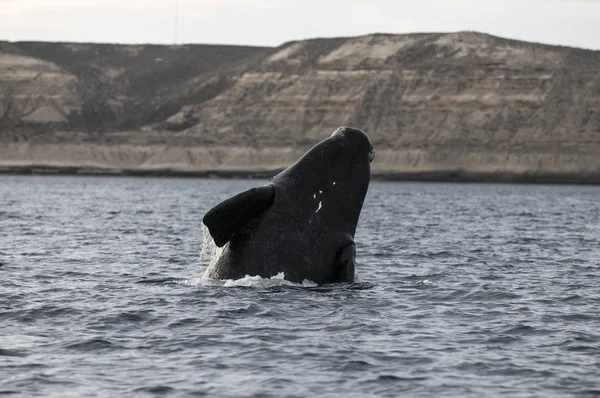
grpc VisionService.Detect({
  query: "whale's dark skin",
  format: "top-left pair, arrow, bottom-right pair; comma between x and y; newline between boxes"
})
202,126 -> 374,285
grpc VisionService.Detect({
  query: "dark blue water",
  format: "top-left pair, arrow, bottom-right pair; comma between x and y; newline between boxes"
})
1,176 -> 599,397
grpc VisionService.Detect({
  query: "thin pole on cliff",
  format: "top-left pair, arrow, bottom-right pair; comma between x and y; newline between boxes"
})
174,0 -> 179,44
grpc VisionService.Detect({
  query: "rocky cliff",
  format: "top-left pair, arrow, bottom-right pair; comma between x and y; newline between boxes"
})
1,32 -> 599,182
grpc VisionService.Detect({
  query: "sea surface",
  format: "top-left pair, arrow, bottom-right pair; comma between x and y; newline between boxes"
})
1,176 -> 599,397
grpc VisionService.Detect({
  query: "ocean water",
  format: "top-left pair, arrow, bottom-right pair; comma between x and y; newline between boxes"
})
1,176 -> 599,397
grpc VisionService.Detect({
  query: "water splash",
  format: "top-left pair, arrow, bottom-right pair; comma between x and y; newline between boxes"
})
222,273 -> 317,288
193,224 -> 221,280
187,227 -> 317,288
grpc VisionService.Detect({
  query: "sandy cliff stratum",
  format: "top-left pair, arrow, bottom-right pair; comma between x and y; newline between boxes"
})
1,32 -> 599,182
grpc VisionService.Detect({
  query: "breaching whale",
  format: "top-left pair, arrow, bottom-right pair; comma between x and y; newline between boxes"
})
202,126 -> 374,285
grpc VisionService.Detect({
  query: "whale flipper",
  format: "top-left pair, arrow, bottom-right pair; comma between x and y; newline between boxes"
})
334,243 -> 356,283
203,186 -> 275,247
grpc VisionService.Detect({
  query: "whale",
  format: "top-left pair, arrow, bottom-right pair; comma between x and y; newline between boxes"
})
202,126 -> 374,285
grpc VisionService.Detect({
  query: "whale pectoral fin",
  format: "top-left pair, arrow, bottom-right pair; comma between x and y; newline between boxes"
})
202,185 -> 275,247
335,243 -> 356,283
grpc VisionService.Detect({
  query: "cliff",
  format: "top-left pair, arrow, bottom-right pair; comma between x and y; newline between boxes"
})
1,32 -> 600,183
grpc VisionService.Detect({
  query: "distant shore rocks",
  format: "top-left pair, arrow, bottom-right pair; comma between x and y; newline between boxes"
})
1,32 -> 599,183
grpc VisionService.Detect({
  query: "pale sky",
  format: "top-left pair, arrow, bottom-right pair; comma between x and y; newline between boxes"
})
1,0 -> 600,50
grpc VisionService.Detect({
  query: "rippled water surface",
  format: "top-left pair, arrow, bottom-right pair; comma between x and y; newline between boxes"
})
1,176 -> 600,397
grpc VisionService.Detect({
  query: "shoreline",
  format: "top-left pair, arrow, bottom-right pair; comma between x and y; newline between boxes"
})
2,165 -> 600,185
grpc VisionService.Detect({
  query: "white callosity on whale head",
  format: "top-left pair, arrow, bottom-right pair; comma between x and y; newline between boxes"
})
316,201 -> 322,213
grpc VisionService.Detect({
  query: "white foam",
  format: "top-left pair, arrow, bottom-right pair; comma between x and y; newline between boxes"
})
411,279 -> 434,286
222,273 -> 316,288
188,272 -> 317,288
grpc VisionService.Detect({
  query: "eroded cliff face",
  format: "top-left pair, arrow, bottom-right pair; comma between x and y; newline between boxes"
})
1,32 -> 599,182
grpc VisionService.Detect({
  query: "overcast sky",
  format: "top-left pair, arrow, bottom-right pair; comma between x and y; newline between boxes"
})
1,0 -> 599,50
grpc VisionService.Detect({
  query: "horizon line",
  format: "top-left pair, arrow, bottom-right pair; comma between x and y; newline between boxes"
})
2,30 -> 599,52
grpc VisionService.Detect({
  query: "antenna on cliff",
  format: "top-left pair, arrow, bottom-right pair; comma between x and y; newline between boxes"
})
174,0 -> 179,44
